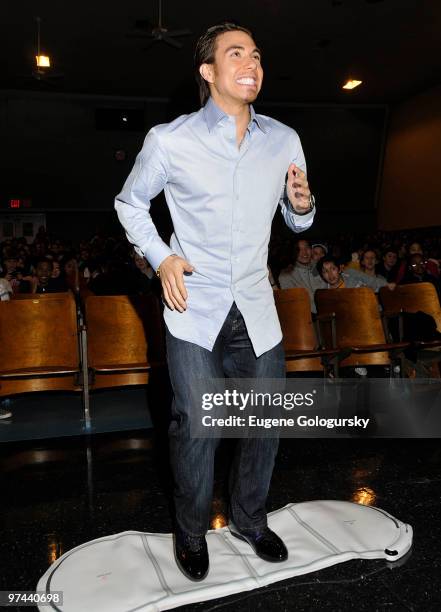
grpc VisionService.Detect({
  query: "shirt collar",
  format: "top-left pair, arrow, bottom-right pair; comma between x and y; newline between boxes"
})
203,97 -> 267,134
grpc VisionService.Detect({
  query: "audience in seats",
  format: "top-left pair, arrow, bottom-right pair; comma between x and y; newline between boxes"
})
2,225 -> 441,309
19,258 -> 67,293
278,239 -> 326,312
316,255 -> 396,292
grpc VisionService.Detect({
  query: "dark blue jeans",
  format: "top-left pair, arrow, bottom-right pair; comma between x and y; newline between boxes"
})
166,301 -> 285,537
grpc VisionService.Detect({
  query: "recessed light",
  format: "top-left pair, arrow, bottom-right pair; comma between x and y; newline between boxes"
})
35,55 -> 50,68
343,79 -> 362,90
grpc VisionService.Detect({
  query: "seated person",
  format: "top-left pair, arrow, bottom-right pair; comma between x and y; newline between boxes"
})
19,258 -> 67,293
400,253 -> 440,296
88,258 -> 133,296
311,243 -> 327,264
278,239 -> 326,312
317,255 -> 395,292
376,246 -> 400,282
360,248 -> 384,279
0,254 -> 26,294
396,242 -> 439,282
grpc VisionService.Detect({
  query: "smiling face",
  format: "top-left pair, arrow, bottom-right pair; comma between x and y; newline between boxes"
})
321,261 -> 341,287
296,240 -> 312,266
409,253 -> 425,276
200,30 -> 263,109
36,261 -> 53,285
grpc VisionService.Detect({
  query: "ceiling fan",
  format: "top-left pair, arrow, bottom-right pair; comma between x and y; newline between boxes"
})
27,17 -> 64,83
128,0 -> 192,49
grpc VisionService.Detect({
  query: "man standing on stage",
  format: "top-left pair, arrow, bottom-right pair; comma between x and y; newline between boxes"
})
115,22 -> 316,581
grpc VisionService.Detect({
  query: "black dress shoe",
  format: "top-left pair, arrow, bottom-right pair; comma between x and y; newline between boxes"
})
173,528 -> 209,581
229,522 -> 288,562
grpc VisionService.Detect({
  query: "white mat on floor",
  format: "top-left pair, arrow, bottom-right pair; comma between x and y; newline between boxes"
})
36,500 -> 413,612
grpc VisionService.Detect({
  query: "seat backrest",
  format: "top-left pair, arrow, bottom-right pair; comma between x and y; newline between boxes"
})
85,295 -> 155,368
275,288 -> 317,350
0,293 -> 79,372
274,288 -> 323,372
379,282 -> 441,333
315,287 -> 389,366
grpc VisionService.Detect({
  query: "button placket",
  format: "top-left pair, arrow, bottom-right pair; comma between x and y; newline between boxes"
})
231,125 -> 251,292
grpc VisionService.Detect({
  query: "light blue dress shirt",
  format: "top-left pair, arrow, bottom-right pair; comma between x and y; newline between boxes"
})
115,97 -> 315,357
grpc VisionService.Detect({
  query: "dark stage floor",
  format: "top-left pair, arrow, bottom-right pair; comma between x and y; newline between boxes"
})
0,392 -> 440,611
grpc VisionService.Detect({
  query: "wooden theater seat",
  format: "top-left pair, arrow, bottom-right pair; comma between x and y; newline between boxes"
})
379,282 -> 441,376
274,288 -> 340,374
379,282 -> 441,334
0,293 -> 84,397
84,295 -> 165,391
315,287 -> 408,369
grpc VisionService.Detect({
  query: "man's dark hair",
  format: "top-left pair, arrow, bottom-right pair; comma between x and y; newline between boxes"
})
194,22 -> 255,106
316,254 -> 340,277
382,245 -> 398,257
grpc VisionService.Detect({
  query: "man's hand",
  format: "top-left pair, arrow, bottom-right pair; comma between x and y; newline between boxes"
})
159,254 -> 195,312
286,163 -> 312,213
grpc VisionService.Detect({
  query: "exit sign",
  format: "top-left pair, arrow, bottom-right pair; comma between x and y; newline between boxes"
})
8,198 -> 32,209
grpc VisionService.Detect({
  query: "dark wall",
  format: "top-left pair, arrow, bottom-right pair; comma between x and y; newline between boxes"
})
1,90 -> 168,211
378,85 -> 441,230
257,103 -> 387,237
1,90 -> 387,241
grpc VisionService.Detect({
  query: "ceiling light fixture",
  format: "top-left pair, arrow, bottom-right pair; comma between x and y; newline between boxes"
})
36,55 -> 50,68
343,79 -> 362,90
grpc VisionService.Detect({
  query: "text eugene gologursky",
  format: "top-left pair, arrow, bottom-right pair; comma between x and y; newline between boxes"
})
200,390 -> 370,429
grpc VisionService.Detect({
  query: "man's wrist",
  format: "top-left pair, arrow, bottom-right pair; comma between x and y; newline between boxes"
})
156,253 -> 178,278
290,193 -> 315,215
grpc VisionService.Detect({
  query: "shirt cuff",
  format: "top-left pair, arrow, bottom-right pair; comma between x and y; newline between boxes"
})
136,242 -> 175,272
286,202 -> 316,229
